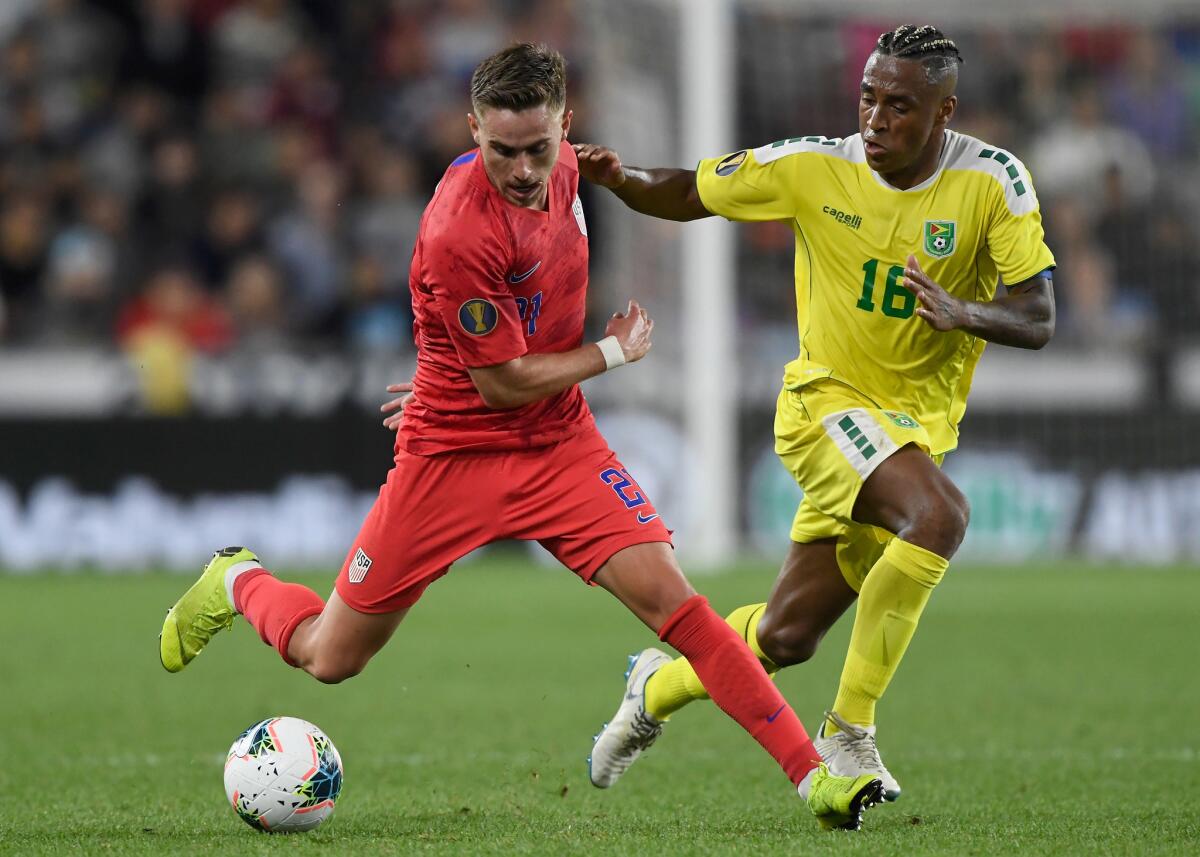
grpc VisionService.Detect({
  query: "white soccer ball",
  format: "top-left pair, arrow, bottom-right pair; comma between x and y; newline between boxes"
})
223,716 -> 344,833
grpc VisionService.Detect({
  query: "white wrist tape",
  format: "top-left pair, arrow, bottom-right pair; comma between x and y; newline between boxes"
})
596,335 -> 626,370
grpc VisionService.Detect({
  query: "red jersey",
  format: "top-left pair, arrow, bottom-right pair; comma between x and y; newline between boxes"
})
398,140 -> 595,455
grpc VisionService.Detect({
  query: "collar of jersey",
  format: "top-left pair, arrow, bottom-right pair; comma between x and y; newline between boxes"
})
867,130 -> 952,194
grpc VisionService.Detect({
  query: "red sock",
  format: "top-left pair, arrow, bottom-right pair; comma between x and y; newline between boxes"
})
659,595 -> 821,785
233,569 -> 325,667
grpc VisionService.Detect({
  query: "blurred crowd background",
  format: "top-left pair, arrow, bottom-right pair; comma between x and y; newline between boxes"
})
4,1 -> 1198,376
0,0 -> 581,365
3,0 -> 1200,566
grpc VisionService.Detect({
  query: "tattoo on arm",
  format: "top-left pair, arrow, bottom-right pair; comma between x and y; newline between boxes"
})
964,275 -> 1055,349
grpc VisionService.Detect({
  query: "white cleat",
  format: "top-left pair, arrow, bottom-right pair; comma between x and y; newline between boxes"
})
587,647 -> 673,788
813,710 -> 902,801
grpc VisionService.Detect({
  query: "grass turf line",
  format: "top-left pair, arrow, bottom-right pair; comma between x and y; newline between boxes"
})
0,559 -> 1196,855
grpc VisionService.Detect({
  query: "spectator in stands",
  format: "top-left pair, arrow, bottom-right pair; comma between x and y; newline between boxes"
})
0,31 -> 41,132
120,0 -> 211,105
212,0 -> 303,91
1107,28 -> 1191,160
0,0 -> 38,46
0,94 -> 56,194
43,187 -> 132,344
1029,79 -> 1157,210
1141,209 -> 1200,340
225,254 -> 286,351
1013,36 -> 1070,134
1096,164 -> 1153,305
116,262 -> 232,413
20,0 -> 116,141
192,186 -> 265,288
345,253 -> 410,354
0,193 -> 50,342
268,159 -> 346,337
1044,197 -> 1148,346
427,0 -> 506,81
266,42 -> 340,158
137,132 -> 205,255
117,261 -> 232,353
198,83 -> 276,185
349,141 -> 423,294
80,85 -> 169,199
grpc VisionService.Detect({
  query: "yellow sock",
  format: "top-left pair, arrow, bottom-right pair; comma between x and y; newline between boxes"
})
644,603 -> 776,720
829,538 -> 948,731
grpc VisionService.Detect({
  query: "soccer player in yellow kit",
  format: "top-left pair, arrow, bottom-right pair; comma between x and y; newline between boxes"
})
578,25 -> 1056,800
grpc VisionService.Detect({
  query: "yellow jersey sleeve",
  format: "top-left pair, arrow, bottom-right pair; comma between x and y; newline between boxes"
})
695,147 -> 798,222
983,150 -> 1056,284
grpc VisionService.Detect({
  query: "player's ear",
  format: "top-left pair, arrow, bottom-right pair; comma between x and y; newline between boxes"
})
467,112 -> 481,146
938,95 -> 957,127
561,108 -> 573,141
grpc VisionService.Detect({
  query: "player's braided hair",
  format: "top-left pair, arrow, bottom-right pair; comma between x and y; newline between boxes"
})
874,25 -> 963,84
471,43 -> 567,115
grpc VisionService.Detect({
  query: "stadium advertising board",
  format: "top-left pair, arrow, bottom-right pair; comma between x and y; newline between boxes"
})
2,421 -> 1197,570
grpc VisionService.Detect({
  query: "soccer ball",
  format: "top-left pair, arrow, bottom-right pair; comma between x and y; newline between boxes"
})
223,716 -> 344,833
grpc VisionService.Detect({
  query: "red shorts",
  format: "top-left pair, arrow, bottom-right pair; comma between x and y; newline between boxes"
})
334,427 -> 673,613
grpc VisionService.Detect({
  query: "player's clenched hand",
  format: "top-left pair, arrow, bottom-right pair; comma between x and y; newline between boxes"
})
901,254 -> 966,332
573,143 -> 625,189
380,382 -> 414,431
605,300 -> 653,364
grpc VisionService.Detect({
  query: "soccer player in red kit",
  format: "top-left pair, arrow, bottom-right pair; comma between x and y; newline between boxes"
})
158,43 -> 882,831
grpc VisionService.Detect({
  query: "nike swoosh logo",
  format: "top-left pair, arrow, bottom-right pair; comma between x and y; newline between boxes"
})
636,512 -> 659,524
508,261 -> 541,283
766,704 -> 786,723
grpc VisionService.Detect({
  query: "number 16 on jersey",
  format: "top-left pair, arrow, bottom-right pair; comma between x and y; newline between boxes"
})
856,258 -> 915,320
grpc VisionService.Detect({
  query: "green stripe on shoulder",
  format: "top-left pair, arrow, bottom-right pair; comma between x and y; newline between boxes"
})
770,135 -> 840,148
754,135 -> 862,166
976,146 -> 1026,196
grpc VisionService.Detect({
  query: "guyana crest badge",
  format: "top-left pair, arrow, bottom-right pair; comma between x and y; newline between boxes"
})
924,220 -> 956,258
884,411 -> 919,429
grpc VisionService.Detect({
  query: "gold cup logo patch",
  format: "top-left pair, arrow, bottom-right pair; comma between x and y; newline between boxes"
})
458,299 -> 498,335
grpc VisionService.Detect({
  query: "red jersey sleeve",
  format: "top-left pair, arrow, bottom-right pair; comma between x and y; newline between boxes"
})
424,220 -> 528,369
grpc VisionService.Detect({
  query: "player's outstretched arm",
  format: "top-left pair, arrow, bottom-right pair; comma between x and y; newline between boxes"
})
468,300 -> 654,409
901,254 -> 1055,349
573,143 -> 711,222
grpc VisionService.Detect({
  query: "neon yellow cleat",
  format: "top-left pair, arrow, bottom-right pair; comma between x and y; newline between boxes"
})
804,762 -> 885,831
159,546 -> 259,673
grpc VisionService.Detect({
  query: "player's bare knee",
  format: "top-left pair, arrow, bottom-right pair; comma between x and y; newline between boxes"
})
935,484 -> 970,556
906,481 -> 970,559
756,620 -> 821,667
307,656 -> 366,685
311,665 -> 360,685
954,490 -> 971,544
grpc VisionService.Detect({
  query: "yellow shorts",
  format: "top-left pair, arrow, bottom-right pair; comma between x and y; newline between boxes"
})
775,380 -> 941,592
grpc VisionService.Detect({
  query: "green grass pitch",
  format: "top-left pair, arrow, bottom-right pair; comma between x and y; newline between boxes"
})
0,557 -> 1196,855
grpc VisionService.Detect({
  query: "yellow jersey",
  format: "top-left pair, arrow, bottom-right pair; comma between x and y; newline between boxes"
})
696,131 -> 1055,454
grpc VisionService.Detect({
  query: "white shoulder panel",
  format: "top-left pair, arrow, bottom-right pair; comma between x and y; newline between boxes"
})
943,131 -> 1040,216
753,133 -> 866,166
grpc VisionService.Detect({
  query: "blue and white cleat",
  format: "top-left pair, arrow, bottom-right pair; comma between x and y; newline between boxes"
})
587,647 -> 672,788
